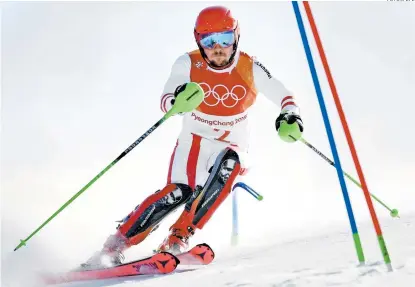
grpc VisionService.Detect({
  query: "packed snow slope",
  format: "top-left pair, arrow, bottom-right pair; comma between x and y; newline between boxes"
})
2,2 -> 414,287
59,212 -> 415,286
3,213 -> 415,287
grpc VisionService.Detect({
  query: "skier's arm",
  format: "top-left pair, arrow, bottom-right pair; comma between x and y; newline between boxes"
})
252,59 -> 303,142
252,59 -> 299,114
160,54 -> 191,113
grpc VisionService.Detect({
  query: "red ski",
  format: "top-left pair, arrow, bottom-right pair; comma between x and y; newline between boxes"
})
176,243 -> 215,265
41,252 -> 179,285
41,243 -> 214,285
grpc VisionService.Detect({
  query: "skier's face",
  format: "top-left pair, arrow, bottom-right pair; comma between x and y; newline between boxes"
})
203,44 -> 234,67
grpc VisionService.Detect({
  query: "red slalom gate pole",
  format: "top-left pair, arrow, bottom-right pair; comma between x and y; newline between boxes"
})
302,2 -> 392,271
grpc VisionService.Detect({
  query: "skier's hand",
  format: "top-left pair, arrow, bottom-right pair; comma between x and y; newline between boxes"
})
170,83 -> 192,115
170,83 -> 188,106
169,83 -> 188,115
275,111 -> 304,142
166,82 -> 204,116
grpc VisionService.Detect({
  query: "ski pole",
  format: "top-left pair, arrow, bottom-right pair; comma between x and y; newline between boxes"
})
14,83 -> 204,252
293,136 -> 399,218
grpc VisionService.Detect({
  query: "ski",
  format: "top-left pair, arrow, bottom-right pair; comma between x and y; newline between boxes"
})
41,251 -> 179,285
41,243 -> 214,285
176,243 -> 215,265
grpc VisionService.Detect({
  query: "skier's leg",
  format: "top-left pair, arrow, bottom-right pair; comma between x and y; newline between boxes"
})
118,183 -> 194,243
80,136 -> 197,269
80,183 -> 193,269
158,147 -> 241,254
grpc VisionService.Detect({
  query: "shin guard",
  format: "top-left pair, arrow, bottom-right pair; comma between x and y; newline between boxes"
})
170,148 -> 241,233
116,183 -> 193,245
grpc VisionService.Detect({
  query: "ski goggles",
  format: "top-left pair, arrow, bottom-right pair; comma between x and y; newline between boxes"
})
199,31 -> 236,49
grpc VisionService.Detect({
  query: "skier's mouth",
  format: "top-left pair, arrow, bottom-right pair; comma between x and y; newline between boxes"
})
211,56 -> 228,64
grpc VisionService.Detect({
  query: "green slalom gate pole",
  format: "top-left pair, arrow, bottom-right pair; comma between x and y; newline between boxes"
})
14,83 -> 204,252
297,137 -> 399,218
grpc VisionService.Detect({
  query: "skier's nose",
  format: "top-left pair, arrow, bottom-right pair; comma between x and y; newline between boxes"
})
212,43 -> 223,51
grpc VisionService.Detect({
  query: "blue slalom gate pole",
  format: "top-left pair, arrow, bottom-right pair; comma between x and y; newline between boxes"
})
231,182 -> 263,246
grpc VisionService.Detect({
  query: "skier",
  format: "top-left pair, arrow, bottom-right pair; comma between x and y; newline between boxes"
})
81,5 -> 303,269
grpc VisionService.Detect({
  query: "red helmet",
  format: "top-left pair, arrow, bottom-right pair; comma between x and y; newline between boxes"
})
194,6 -> 240,69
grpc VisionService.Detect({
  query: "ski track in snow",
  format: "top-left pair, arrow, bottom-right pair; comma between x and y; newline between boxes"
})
7,213 -> 413,287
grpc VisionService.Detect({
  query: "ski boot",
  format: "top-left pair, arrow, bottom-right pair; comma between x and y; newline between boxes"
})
157,226 -> 194,255
78,232 -> 129,270
156,208 -> 196,255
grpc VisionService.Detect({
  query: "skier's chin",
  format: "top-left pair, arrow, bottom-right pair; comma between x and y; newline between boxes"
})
209,57 -> 230,67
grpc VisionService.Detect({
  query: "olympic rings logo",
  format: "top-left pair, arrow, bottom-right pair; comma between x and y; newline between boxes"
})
199,82 -> 247,108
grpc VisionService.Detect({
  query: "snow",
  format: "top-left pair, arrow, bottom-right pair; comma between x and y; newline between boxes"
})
4,213 -> 414,287
2,2 -> 414,287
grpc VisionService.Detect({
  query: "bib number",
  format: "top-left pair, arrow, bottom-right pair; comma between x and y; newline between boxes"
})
213,129 -> 238,147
